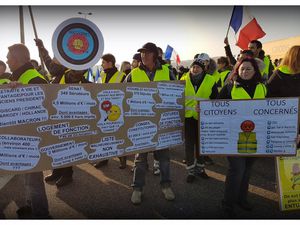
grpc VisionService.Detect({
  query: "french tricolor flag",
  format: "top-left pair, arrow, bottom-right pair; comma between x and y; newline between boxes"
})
230,6 -> 266,50
165,45 -> 181,65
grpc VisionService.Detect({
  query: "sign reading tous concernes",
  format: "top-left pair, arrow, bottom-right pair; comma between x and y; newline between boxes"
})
0,82 -> 185,175
199,98 -> 299,156
52,17 -> 104,70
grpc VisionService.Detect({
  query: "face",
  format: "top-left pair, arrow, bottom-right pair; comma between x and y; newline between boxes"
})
217,62 -> 225,70
131,59 -> 139,69
101,59 -> 112,70
6,51 -> 18,72
191,65 -> 203,76
141,51 -> 155,67
238,62 -> 255,80
248,43 -> 259,56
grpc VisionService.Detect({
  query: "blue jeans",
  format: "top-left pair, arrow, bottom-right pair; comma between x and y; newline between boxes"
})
24,172 -> 49,218
132,149 -> 171,190
223,156 -> 256,208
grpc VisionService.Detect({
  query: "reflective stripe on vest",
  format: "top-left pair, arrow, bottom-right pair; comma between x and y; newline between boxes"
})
181,72 -> 216,120
231,82 -> 266,99
0,78 -> 10,84
100,70 -> 125,83
219,70 -> 231,87
18,69 -> 47,84
131,65 -> 170,82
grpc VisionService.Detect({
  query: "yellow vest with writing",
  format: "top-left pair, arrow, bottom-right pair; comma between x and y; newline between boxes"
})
181,72 -> 216,120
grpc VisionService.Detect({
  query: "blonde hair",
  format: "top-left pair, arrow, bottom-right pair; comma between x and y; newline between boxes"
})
8,43 -> 30,64
280,45 -> 300,74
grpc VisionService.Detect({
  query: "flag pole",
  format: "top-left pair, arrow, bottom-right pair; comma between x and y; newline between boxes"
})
226,6 -> 236,38
28,6 -> 46,71
19,6 -> 25,44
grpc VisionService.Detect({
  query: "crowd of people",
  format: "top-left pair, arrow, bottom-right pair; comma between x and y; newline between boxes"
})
0,37 -> 300,219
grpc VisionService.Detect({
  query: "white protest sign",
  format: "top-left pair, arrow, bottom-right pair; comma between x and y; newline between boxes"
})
199,98 -> 299,156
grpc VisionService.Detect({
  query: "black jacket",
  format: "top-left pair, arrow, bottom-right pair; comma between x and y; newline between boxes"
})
267,69 -> 300,97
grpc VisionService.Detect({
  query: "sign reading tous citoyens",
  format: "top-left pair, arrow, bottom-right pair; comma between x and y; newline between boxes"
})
199,98 -> 299,156
0,81 -> 185,174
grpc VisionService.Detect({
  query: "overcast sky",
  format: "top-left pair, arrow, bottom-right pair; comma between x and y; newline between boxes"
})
0,6 -> 300,70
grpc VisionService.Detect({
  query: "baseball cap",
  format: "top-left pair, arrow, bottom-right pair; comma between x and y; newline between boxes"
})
137,42 -> 158,55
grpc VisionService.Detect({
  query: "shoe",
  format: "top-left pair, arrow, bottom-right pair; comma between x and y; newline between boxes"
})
203,156 -> 214,165
131,190 -> 142,205
186,174 -> 195,183
162,187 -> 175,201
153,167 -> 160,176
238,201 -> 253,211
195,169 -> 210,179
94,160 -> 109,168
55,176 -> 73,188
16,205 -> 32,219
44,173 -> 61,183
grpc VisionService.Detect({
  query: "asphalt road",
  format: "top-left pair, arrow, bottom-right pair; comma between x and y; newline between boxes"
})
1,146 -> 300,219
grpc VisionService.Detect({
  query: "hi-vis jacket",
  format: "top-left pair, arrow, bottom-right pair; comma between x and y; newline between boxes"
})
231,81 -> 267,99
100,70 -> 125,83
18,69 -> 47,84
130,65 -> 170,82
0,78 -> 10,84
181,72 -> 216,120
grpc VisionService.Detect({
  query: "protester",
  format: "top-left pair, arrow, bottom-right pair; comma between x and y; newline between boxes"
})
216,56 -> 232,88
120,61 -> 131,75
131,53 -> 141,69
180,57 -> 218,183
218,57 -> 267,218
94,53 -> 127,169
125,42 -> 175,204
6,43 -> 50,218
35,38 -> 91,188
248,40 -> 274,79
0,60 -> 11,84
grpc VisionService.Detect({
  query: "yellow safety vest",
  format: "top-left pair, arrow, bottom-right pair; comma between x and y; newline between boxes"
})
237,132 -> 257,153
278,65 -> 293,74
59,69 -> 72,84
231,82 -> 267,99
211,70 -> 220,83
0,78 -> 10,84
100,70 -> 125,83
219,70 -> 231,87
181,72 -> 216,120
131,65 -> 170,82
18,69 -> 47,84
263,56 -> 271,76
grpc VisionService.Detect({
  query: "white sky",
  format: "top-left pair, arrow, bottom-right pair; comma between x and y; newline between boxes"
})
0,5 -> 300,71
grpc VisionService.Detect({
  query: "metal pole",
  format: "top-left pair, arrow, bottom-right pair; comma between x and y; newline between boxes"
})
28,6 -> 45,71
19,6 -> 25,44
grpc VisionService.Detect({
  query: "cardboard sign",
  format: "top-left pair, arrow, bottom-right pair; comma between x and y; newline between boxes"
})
199,98 -> 299,156
0,81 -> 185,175
276,149 -> 300,211
52,17 -> 104,70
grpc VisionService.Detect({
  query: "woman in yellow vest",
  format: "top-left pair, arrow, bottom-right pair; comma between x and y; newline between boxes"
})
216,56 -> 232,89
180,57 -> 218,183
218,57 -> 267,217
